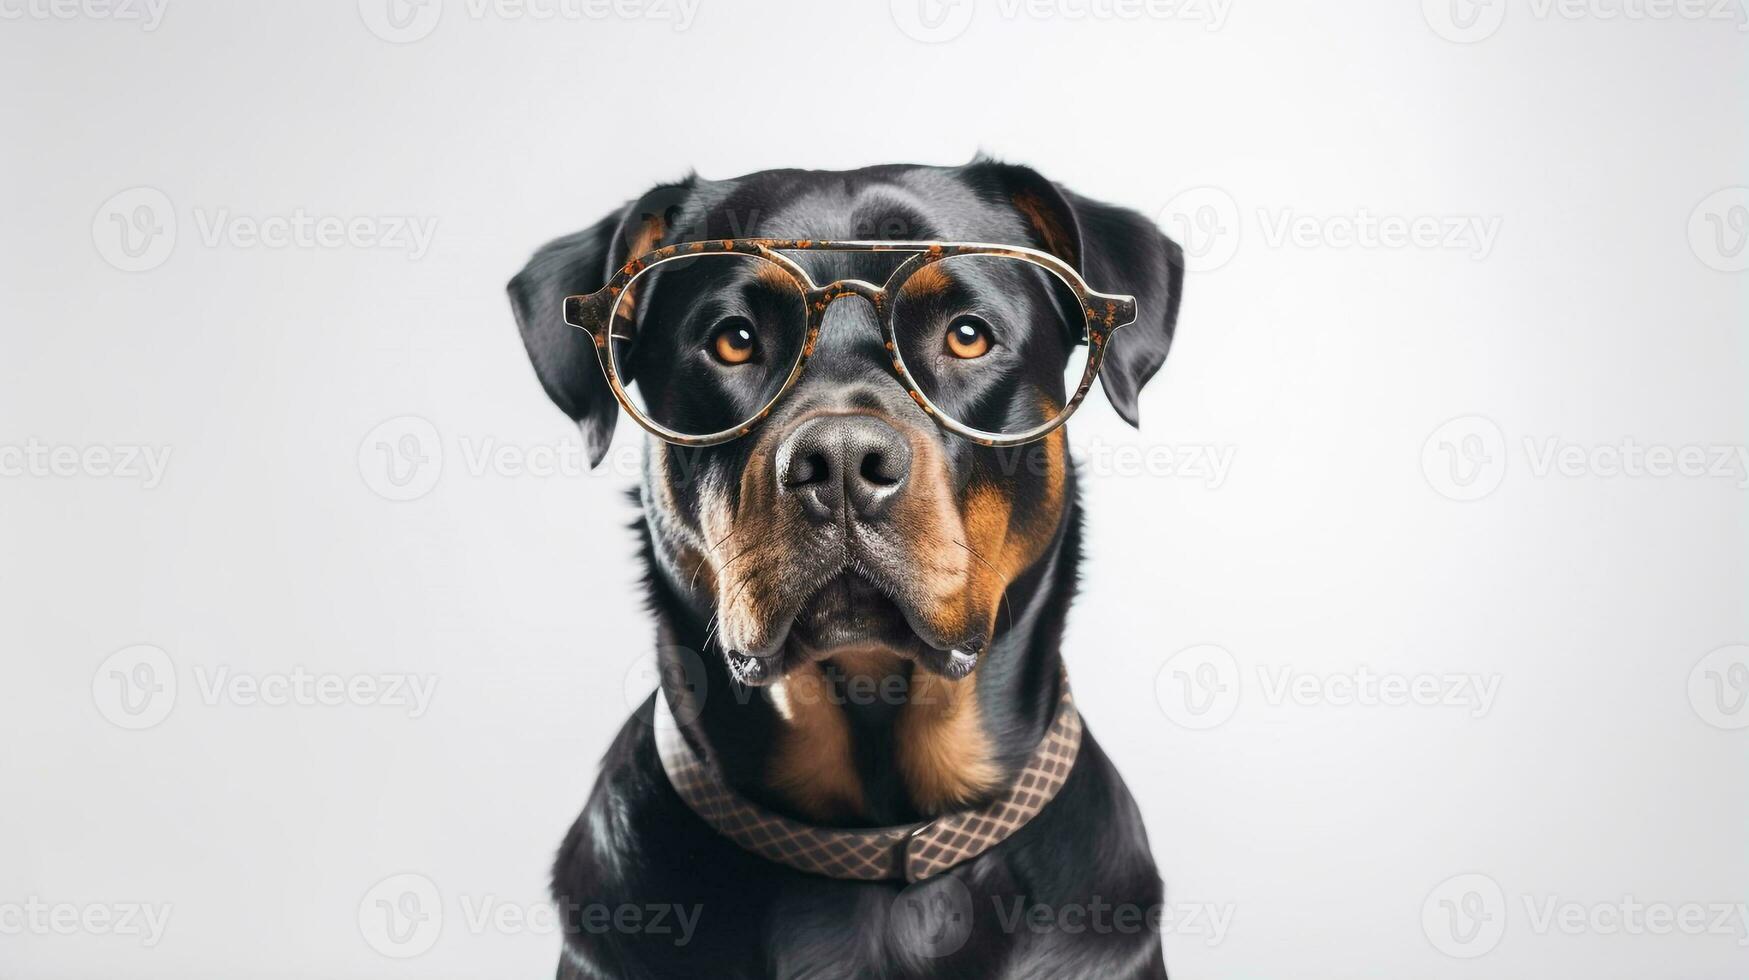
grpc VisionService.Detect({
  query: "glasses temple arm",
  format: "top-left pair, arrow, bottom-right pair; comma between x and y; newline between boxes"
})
1089,292 -> 1139,332
564,292 -> 612,336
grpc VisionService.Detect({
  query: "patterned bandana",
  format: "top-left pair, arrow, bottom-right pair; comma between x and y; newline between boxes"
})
652,668 -> 1083,882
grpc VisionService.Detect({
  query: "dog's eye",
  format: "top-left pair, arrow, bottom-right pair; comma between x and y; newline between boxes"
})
709,317 -> 759,366
944,316 -> 993,359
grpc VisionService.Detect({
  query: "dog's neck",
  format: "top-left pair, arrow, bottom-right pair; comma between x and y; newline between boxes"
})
641,502 -> 1081,827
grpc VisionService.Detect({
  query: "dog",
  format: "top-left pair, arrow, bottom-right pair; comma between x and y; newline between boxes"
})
508,159 -> 1184,978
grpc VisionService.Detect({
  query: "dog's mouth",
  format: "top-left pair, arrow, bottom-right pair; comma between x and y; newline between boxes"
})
722,569 -> 981,687
791,571 -> 915,654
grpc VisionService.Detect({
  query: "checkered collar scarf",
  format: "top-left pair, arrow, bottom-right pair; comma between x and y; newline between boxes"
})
653,668 -> 1083,882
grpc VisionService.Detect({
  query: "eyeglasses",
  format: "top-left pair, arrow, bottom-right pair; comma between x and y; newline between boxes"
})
564,239 -> 1137,448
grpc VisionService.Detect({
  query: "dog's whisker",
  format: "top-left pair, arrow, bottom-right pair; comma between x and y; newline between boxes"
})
717,542 -> 757,574
954,538 -> 1014,636
688,527 -> 740,593
702,608 -> 722,653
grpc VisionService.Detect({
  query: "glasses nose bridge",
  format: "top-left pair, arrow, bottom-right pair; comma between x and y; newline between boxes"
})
806,279 -> 887,320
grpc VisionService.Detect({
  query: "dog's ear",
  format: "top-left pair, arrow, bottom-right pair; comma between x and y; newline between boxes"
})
970,162 -> 1185,427
507,179 -> 696,467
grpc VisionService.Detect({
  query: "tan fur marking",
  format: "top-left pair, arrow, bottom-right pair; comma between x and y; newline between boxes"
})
614,214 -> 666,324
897,670 -> 1002,813
767,664 -> 864,821
755,260 -> 795,292
902,263 -> 952,297
958,428 -> 1066,635
1011,189 -> 1079,267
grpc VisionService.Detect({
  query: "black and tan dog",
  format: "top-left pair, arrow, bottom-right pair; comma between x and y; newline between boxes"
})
509,160 -> 1184,978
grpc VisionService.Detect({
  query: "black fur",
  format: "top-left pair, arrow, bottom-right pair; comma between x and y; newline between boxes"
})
509,161 -> 1184,978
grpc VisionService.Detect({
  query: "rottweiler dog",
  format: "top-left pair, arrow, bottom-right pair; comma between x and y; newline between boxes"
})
509,159 -> 1184,979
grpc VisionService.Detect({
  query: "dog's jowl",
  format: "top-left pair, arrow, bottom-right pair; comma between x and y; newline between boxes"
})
509,160 -> 1184,979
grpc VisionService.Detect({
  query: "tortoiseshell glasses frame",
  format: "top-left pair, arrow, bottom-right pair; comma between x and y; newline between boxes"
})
563,239 -> 1138,448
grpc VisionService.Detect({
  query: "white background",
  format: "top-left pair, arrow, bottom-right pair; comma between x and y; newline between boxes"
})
2,1 -> 1745,977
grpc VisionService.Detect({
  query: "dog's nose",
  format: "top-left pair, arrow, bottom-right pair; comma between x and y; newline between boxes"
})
777,415 -> 911,522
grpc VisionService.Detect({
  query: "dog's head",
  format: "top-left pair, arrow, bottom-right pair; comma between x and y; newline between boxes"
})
510,161 -> 1182,686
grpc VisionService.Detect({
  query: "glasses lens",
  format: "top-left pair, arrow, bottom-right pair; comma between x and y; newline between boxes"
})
890,253 -> 1091,439
608,252 -> 808,438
